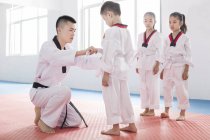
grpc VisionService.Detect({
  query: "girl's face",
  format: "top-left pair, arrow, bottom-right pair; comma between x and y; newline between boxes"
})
169,16 -> 182,32
144,15 -> 155,30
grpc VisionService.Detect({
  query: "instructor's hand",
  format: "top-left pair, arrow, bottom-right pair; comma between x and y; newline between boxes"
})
87,46 -> 98,55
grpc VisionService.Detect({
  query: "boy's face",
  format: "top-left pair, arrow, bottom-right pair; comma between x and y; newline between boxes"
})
169,16 -> 182,32
57,21 -> 76,43
101,12 -> 113,27
144,15 -> 155,30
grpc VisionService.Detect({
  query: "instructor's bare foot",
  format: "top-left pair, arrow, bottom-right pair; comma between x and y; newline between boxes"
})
120,124 -> 137,133
34,107 -> 41,126
101,128 -> 120,136
38,120 -> 55,134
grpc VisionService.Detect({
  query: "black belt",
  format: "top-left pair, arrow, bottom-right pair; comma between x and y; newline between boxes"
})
33,82 -> 48,88
32,82 -> 88,128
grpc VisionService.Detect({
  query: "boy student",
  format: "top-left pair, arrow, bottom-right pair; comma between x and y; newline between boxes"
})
91,1 -> 137,136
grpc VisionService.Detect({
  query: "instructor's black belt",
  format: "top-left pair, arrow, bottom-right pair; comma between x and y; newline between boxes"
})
33,82 -> 48,88
32,82 -> 88,128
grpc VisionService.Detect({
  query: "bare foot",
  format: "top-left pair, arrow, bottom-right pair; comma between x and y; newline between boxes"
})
120,125 -> 137,133
176,115 -> 185,121
140,110 -> 149,116
101,128 -> 120,136
144,111 -> 155,116
160,112 -> 169,118
38,120 -> 55,134
34,107 -> 41,126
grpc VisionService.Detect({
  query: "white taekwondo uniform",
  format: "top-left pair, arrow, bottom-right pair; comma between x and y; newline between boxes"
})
100,23 -> 135,125
136,30 -> 162,109
29,36 -> 100,128
161,32 -> 193,109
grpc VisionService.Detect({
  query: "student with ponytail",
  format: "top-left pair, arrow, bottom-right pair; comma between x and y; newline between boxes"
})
160,12 -> 193,121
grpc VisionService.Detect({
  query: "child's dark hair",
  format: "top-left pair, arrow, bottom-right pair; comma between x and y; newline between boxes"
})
100,1 -> 121,16
170,12 -> 187,33
56,15 -> 76,29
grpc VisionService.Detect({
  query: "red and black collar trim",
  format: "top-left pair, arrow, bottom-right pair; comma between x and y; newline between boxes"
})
169,31 -> 183,47
142,30 -> 157,48
112,23 -> 128,28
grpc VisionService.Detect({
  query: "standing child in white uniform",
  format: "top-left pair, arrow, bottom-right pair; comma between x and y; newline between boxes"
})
30,15 -> 97,134
160,12 -> 193,121
136,12 -> 162,116
92,1 -> 137,136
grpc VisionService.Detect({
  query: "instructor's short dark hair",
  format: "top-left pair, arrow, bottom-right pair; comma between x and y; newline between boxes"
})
100,1 -> 121,16
56,15 -> 76,29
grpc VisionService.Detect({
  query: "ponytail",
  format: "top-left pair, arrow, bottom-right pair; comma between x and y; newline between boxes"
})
170,12 -> 187,34
180,14 -> 187,34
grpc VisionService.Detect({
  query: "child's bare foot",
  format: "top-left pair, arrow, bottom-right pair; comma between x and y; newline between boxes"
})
140,109 -> 149,116
176,109 -> 186,121
160,112 -> 169,118
176,115 -> 185,121
144,110 -> 155,116
101,128 -> 120,136
120,124 -> 137,133
38,120 -> 55,134
34,107 -> 41,126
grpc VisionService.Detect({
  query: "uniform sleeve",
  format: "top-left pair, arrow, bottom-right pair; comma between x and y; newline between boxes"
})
124,31 -> 135,67
154,34 -> 163,62
40,42 -> 77,67
160,39 -> 167,68
136,34 -> 143,68
74,55 -> 102,70
101,30 -> 121,73
184,37 -> 193,67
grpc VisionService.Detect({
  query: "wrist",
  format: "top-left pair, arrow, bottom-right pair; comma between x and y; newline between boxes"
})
104,72 -> 110,76
75,50 -> 86,56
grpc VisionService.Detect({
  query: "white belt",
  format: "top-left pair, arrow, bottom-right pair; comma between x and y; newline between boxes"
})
164,55 -> 184,68
142,52 -> 156,57
166,55 -> 184,62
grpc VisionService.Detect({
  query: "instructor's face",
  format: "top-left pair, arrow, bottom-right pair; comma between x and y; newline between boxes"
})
59,21 -> 76,43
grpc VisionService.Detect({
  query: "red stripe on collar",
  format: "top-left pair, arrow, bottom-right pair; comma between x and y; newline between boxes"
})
144,30 -> 157,44
169,31 -> 183,44
112,23 -> 128,28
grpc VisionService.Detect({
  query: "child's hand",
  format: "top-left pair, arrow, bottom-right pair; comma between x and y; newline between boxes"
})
102,72 -> 109,87
153,63 -> 159,75
153,65 -> 159,75
182,64 -> 189,80
182,70 -> 189,80
160,69 -> 164,80
136,68 -> 139,74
